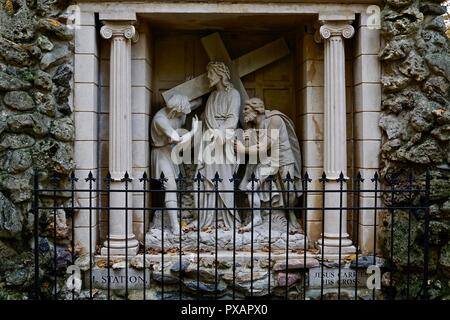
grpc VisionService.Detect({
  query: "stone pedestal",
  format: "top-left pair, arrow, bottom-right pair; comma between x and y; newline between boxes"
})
100,21 -> 139,256
316,17 -> 356,255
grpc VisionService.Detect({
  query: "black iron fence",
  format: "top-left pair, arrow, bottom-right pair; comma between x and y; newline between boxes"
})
31,170 -> 432,300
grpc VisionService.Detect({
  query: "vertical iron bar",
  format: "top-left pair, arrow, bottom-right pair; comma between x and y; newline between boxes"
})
354,172 -> 363,300
407,173 -> 413,299
337,172 -> 344,300
213,172 -> 221,298
303,172 -> 311,300
70,172 -> 78,300
176,172 -> 184,300
160,172 -> 167,300
268,175 -> 274,297
371,172 -> 379,300
124,172 -> 130,300
389,176 -> 396,300
231,173 -> 239,300
422,170 -> 431,300
284,173 -> 292,300
106,172 -> 111,300
33,169 -> 40,300
320,173 -> 327,300
141,172 -> 148,301
52,173 -> 57,300
250,173 -> 256,297
195,172 -> 202,299
87,171 -> 94,300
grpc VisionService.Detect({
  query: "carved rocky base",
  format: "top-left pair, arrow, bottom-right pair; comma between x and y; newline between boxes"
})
145,210 -> 307,252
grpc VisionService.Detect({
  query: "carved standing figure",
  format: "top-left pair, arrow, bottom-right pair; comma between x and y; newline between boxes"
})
151,94 -> 198,234
196,61 -> 241,230
236,97 -> 303,232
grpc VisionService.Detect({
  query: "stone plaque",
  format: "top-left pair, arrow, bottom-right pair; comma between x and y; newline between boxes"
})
308,268 -> 369,288
86,268 -> 151,290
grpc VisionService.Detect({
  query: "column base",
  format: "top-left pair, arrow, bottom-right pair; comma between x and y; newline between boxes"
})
316,243 -> 357,255
101,238 -> 139,256
316,237 -> 356,256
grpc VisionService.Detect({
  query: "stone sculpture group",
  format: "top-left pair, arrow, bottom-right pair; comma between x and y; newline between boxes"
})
147,61 -> 306,251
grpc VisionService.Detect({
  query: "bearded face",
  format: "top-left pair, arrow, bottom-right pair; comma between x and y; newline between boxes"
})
243,104 -> 258,124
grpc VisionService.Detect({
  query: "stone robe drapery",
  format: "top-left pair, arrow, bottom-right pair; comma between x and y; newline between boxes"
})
196,87 -> 241,229
239,110 -> 303,207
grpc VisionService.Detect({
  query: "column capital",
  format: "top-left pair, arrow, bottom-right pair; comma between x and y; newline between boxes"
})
319,21 -> 355,40
100,21 -> 139,42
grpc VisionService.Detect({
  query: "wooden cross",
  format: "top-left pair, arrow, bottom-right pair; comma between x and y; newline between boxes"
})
162,32 -> 290,109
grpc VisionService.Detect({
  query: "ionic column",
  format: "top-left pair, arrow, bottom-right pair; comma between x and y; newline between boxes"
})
317,18 -> 356,255
100,21 -> 139,256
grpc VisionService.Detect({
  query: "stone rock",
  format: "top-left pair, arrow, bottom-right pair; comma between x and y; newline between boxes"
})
382,6 -> 423,38
6,113 -> 49,137
418,30 -> 449,56
55,86 -> 71,104
75,254 -> 93,271
52,64 -> 73,87
386,0 -> 412,8
0,172 -> 32,203
431,125 -> 450,141
0,192 -> 22,237
183,279 -> 226,294
129,255 -> 152,269
0,71 -> 32,91
36,0 -> 64,17
420,3 -> 447,16
410,100 -> 436,133
5,265 -> 33,287
0,1 -> 36,41
31,139 -> 74,174
425,53 -> 450,82
40,45 -> 71,70
425,16 -> 447,32
398,138 -> 445,164
273,258 -> 320,271
350,256 -> 386,268
422,76 -> 450,97
426,221 -> 450,246
49,117 -> 74,142
7,149 -> 33,173
37,35 -> 54,51
34,70 -> 53,91
0,240 -> 18,262
381,74 -> 411,93
38,18 -> 74,41
152,272 -> 179,284
0,36 -> 32,67
0,133 -> 35,151
170,260 -> 190,273
35,92 -> 56,116
441,200 -> 450,215
55,246 -> 72,273
276,272 -> 301,287
440,244 -> 450,276
7,114 -> 35,133
379,38 -> 414,61
3,90 -> 35,110
398,50 -> 429,82
185,264 -> 222,283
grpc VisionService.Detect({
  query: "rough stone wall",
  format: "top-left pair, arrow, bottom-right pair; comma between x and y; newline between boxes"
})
379,0 -> 450,299
0,0 -> 74,299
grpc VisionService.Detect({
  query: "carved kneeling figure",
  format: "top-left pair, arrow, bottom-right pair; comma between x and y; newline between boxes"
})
236,98 -> 303,233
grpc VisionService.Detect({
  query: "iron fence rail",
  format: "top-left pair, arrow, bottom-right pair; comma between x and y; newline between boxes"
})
31,170 -> 432,300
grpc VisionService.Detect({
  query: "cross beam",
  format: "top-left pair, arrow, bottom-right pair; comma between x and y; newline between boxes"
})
161,33 -> 290,108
